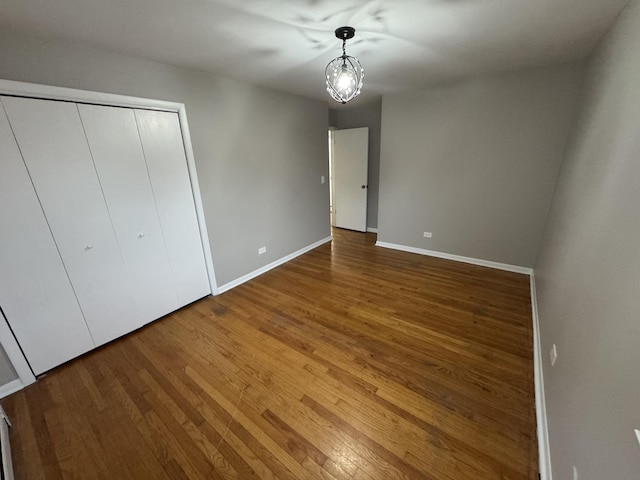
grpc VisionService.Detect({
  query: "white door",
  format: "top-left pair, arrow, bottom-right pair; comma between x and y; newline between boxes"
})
134,109 -> 211,305
78,104 -> 180,323
2,96 -> 141,347
333,127 -> 369,232
0,99 -> 94,375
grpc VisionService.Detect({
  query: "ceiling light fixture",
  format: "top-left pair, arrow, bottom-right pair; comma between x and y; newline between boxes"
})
325,26 -> 364,104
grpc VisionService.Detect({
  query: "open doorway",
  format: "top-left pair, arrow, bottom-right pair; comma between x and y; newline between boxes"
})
328,127 -> 369,232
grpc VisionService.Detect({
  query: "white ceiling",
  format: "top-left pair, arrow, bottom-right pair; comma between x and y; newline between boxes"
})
0,0 -> 630,104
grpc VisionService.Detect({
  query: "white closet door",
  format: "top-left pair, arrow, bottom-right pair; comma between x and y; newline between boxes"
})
78,104 -> 179,322
0,101 -> 94,375
1,96 -> 140,346
135,110 -> 210,305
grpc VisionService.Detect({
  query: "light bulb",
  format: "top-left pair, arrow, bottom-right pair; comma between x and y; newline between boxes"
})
336,68 -> 353,92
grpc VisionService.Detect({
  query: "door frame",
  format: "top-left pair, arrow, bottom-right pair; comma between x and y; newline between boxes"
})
328,127 -> 336,226
0,79 -> 219,387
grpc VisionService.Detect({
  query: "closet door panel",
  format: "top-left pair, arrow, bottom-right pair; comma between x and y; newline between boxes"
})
0,101 -> 94,375
135,109 -> 210,305
78,104 -> 179,322
1,96 -> 141,346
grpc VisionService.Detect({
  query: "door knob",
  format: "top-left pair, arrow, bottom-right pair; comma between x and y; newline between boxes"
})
138,232 -> 145,238
85,244 -> 93,250
361,185 -> 366,189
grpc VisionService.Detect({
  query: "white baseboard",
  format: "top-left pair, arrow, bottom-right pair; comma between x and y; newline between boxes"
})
216,236 -> 333,294
366,227 -> 378,233
531,273 -> 552,480
374,241 -> 533,275
0,379 -> 23,399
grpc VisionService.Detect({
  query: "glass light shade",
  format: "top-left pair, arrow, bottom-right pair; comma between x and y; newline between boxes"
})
325,55 -> 364,104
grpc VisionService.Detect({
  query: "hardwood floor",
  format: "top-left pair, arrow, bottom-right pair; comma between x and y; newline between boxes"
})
2,228 -> 538,479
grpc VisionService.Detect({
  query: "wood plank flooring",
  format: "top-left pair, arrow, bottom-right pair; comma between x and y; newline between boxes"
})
2,228 -> 538,479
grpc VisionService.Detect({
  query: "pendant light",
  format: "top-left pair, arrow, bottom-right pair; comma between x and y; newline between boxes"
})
325,26 -> 364,104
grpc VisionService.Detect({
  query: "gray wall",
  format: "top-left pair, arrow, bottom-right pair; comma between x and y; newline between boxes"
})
331,99 -> 382,229
328,109 -> 338,128
377,64 -> 584,267
0,30 -> 330,288
535,1 -> 640,477
0,345 -> 16,385
0,312 -> 17,384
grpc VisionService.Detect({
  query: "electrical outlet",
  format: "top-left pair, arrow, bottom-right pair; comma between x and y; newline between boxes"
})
423,232 -> 432,238
550,344 -> 558,367
572,466 -> 578,480
258,246 -> 266,255
321,175 -> 326,184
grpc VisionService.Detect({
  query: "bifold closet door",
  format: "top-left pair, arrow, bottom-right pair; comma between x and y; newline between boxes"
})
135,109 -> 210,305
1,96 -> 141,347
0,100 -> 94,375
78,104 -> 179,324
